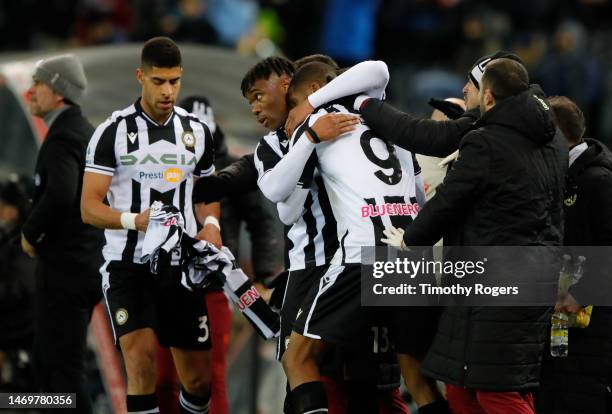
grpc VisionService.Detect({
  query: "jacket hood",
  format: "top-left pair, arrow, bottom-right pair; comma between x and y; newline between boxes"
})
480,84 -> 557,145
571,138 -> 612,173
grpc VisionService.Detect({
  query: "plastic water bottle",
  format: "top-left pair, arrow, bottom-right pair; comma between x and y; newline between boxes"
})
551,255 -> 572,357
551,312 -> 569,357
571,256 -> 586,284
557,254 -> 574,297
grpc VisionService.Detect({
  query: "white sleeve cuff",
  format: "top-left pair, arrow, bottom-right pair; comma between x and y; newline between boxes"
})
354,95 -> 371,112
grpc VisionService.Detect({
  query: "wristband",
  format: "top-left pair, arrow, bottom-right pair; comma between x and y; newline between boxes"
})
204,216 -> 221,231
120,212 -> 137,230
306,127 -> 321,143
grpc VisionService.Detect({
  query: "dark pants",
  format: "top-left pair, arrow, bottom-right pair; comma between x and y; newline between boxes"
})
33,260 -> 102,414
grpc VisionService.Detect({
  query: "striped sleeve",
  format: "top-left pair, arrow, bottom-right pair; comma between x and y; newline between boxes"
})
193,122 -> 215,177
412,152 -> 422,176
85,120 -> 117,176
254,138 -> 282,180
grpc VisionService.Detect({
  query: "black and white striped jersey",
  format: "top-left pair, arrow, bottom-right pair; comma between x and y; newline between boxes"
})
85,98 -> 215,263
254,129 -> 338,271
292,103 -> 423,264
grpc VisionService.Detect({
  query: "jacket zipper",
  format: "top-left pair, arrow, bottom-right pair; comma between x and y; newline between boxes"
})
461,309 -> 472,387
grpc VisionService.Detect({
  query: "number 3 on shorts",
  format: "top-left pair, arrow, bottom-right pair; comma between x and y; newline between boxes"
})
198,315 -> 209,343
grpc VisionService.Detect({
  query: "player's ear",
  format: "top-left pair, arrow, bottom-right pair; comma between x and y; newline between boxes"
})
310,82 -> 322,94
279,74 -> 291,92
136,67 -> 144,85
484,88 -> 495,107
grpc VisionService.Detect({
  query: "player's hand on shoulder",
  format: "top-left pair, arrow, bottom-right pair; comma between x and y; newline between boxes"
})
381,227 -> 408,251
135,208 -> 150,232
285,99 -> 315,137
309,113 -> 359,143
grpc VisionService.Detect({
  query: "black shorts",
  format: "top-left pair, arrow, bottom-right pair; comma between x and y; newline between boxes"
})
277,264 -> 330,360
388,306 -> 442,359
341,307 -> 403,389
100,260 -> 211,350
292,264 -> 372,349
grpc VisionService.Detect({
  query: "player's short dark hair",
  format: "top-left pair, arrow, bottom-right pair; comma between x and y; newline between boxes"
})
294,54 -> 340,71
141,36 -> 182,69
481,58 -> 529,101
549,96 -> 586,145
240,56 -> 295,97
288,62 -> 337,93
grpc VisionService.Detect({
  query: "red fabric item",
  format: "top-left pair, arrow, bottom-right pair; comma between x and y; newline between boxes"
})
378,388 -> 410,414
321,375 -> 349,414
206,290 -> 232,414
320,377 -> 409,414
446,384 -> 535,414
156,345 -> 179,414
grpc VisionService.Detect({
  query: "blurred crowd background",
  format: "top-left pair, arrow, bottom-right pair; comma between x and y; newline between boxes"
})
2,0 -> 612,146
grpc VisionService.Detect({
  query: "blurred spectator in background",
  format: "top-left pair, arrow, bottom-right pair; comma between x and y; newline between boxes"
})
375,0 -> 464,67
0,174 -> 36,392
267,0 -> 327,59
131,0 -> 167,40
320,0 -> 379,67
206,0 -> 259,47
160,0 -> 218,44
23,54 -> 103,413
72,0 -> 134,46
533,19 -> 604,141
0,0 -> 611,152
374,0 -> 465,113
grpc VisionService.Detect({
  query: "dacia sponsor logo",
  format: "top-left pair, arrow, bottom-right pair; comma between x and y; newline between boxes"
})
119,153 -> 197,166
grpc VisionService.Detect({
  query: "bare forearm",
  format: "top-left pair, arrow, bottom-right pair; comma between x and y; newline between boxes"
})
81,197 -> 123,229
196,201 -> 220,223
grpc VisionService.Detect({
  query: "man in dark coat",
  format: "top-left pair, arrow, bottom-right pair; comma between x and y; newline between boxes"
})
381,59 -> 567,413
536,96 -> 612,414
21,54 -> 103,413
